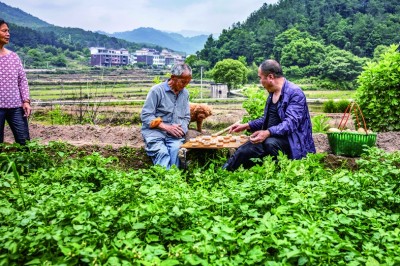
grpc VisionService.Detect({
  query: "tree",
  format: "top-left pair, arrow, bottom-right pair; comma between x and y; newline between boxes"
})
197,35 -> 220,66
322,15 -> 350,49
185,55 -> 210,79
211,59 -> 247,95
51,54 -> 67,67
247,62 -> 259,84
252,19 -> 282,62
319,46 -> 367,81
272,28 -> 315,61
280,37 -> 326,77
356,45 -> 400,132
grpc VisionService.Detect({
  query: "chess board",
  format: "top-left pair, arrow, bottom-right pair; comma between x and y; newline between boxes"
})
181,134 -> 249,149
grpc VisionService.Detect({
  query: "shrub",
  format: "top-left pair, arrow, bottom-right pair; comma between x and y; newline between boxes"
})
335,100 -> 351,113
311,114 -> 330,133
323,100 -> 336,113
242,85 -> 266,123
48,105 -> 72,125
315,79 -> 356,90
356,45 -> 400,132
323,99 -> 351,113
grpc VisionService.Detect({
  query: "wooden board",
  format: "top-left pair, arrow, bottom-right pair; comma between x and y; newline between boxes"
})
181,134 -> 249,149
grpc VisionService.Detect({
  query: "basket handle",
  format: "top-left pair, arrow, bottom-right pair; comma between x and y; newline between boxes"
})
338,101 -> 370,134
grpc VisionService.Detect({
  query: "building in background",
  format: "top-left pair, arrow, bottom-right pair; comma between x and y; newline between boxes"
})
210,84 -> 228,98
90,47 -> 186,67
131,48 -> 185,67
90,47 -> 129,67
133,48 -> 158,66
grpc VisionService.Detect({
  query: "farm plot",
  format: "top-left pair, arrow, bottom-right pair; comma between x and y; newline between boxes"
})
28,68 -> 210,102
1,143 -> 399,265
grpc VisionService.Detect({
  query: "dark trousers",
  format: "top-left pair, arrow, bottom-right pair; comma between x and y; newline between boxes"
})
0,107 -> 30,145
223,136 -> 291,171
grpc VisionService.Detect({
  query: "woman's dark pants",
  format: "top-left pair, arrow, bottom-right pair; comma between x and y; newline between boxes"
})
0,107 -> 30,145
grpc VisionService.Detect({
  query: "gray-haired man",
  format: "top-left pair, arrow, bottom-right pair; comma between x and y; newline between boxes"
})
140,63 -> 192,169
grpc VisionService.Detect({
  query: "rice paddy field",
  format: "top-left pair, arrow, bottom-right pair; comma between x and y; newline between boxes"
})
27,68 -> 356,126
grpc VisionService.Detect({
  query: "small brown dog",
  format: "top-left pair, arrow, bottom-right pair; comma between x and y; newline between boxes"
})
190,103 -> 212,132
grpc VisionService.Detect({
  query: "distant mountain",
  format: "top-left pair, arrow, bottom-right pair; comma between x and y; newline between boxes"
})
111,27 -> 208,54
175,30 -> 213,38
0,1 -> 162,52
0,2 -> 51,28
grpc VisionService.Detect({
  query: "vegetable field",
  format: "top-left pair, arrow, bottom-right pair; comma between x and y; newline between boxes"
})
1,143 -> 399,265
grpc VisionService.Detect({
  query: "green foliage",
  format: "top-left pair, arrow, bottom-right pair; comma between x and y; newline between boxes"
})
199,0 -> 400,65
323,100 -> 337,113
273,28 -> 315,61
319,46 -> 367,81
211,59 -> 248,92
188,87 -> 200,101
246,62 -> 259,84
50,54 -> 67,67
282,65 -> 306,79
372,45 -> 391,61
315,78 -> 356,90
0,141 -> 73,175
311,114 -> 330,133
185,55 -> 210,79
152,76 -> 162,84
281,38 -> 326,70
356,45 -> 400,132
241,85 -> 266,123
336,99 -> 351,113
195,0 -> 400,90
1,143 -> 400,265
48,105 -> 73,125
323,99 -> 351,113
238,56 -> 247,66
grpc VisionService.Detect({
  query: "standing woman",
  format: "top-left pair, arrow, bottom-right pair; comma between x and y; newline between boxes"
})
0,20 -> 31,145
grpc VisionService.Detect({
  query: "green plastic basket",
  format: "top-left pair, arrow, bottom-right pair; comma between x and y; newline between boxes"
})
327,132 -> 377,157
327,101 -> 377,157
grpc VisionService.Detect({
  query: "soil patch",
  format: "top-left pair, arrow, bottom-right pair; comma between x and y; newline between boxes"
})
5,123 -> 399,151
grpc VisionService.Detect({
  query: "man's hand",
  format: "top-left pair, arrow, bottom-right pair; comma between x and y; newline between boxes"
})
159,123 -> 184,138
249,130 -> 270,144
229,123 -> 250,133
23,102 -> 32,117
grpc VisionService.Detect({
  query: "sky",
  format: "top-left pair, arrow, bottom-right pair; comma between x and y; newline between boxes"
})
3,0 -> 278,36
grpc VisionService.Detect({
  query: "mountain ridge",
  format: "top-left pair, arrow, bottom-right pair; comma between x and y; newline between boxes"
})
110,27 -> 208,54
0,2 -> 51,29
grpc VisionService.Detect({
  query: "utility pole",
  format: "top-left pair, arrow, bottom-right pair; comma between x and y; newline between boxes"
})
200,66 -> 203,99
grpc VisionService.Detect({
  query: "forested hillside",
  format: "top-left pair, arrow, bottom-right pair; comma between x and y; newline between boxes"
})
198,0 -> 400,66
193,0 -> 400,89
0,2 -> 50,28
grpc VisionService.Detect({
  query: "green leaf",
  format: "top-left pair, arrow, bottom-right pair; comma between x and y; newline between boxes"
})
160,260 -> 181,266
132,223 -> 146,229
366,257 -> 380,266
298,256 -> 309,266
25,258 -> 42,265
